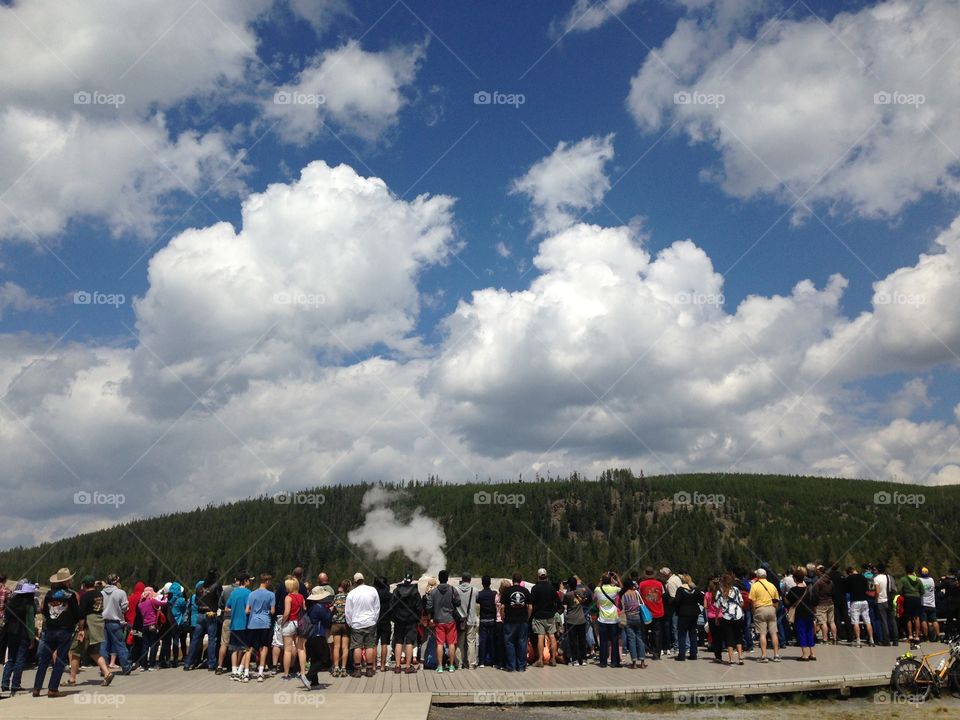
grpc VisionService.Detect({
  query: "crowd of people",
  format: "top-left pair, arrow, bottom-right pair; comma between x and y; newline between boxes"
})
1,560 -> 959,698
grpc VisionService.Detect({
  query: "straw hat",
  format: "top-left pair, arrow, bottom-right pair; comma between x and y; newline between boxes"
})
49,567 -> 74,584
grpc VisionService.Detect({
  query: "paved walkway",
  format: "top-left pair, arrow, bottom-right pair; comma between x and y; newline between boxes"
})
1,643 -> 907,717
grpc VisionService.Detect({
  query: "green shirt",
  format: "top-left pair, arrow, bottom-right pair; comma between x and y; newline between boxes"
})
899,574 -> 923,597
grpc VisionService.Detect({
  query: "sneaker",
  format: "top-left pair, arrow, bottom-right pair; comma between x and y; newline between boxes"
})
436,666 -> 443,673
772,656 -> 782,663
759,657 -> 769,663
231,673 -> 240,682
215,667 -> 227,675
256,674 -> 264,683
240,675 -> 250,683
298,674 -> 310,690
447,664 -> 455,673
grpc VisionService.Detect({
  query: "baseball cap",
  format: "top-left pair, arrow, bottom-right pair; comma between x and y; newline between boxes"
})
756,568 -> 767,578
921,567 -> 930,577
537,568 -> 547,578
353,572 -> 364,582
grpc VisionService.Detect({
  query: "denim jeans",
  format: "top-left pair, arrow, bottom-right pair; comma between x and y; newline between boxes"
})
186,616 -> 217,669
597,622 -> 621,666
2,635 -> 30,689
478,623 -> 495,666
101,619 -> 132,672
868,600 -> 884,644
676,615 -> 698,659
742,610 -> 754,650
33,626 -> 73,691
623,621 -> 645,662
503,622 -> 528,671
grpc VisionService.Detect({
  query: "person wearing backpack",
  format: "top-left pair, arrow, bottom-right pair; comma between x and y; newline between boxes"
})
874,563 -> 898,647
184,571 -> 222,671
304,586 -> 333,687
391,573 -> 421,674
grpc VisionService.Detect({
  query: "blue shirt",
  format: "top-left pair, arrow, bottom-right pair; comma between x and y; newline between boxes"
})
226,587 -> 251,631
246,588 -> 274,630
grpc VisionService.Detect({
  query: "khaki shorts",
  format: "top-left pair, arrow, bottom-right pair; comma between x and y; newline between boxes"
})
220,619 -> 231,646
349,626 -> 377,651
753,605 -> 778,636
815,603 -> 834,626
532,617 -> 557,636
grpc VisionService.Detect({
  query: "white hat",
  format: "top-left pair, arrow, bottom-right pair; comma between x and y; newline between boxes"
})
756,568 -> 767,578
353,572 -> 364,582
537,568 -> 547,578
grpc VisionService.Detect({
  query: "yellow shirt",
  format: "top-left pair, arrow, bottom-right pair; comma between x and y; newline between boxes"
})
749,579 -> 780,608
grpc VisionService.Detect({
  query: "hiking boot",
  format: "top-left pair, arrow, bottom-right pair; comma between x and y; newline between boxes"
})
364,667 -> 374,678
533,659 -> 544,668
351,669 -> 362,679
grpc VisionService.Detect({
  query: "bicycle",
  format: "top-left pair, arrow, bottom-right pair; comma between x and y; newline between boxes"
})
890,634 -> 960,701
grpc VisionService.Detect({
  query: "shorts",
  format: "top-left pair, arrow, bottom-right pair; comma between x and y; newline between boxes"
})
272,620 -> 284,647
392,623 -> 417,647
532,617 -> 557,636
921,606 -> 938,622
815,603 -> 835,626
229,629 -> 250,651
70,631 -> 90,657
903,596 -> 922,619
376,620 -> 392,645
329,622 -> 348,639
849,600 -> 870,624
280,620 -> 297,638
349,626 -> 377,651
753,605 -> 777,636
220,619 -> 231,646
248,627 -> 273,650
434,621 -> 458,646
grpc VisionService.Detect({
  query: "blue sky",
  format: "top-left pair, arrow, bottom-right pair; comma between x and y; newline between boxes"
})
1,0 -> 959,547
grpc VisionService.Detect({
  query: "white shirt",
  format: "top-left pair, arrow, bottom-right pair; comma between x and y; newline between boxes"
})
920,577 -> 936,608
781,575 -> 797,592
344,584 -> 380,629
875,574 -> 889,604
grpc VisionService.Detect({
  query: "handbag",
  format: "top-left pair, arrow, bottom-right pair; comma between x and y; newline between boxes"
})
636,590 -> 653,624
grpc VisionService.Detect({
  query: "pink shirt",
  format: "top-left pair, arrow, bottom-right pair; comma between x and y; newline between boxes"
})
703,591 -> 721,620
138,596 -> 167,626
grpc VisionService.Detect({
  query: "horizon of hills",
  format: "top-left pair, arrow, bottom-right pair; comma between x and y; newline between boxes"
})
1,470 -> 956,590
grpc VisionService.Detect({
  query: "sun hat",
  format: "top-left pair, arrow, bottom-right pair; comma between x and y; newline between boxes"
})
307,586 -> 333,602
14,579 -> 37,595
50,567 -> 74,584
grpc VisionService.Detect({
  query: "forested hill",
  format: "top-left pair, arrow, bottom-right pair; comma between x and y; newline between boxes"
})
1,471 -> 956,589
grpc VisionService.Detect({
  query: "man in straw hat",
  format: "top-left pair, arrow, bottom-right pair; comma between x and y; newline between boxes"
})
32,568 -> 80,697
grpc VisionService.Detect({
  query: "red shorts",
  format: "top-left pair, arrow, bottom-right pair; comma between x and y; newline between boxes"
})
434,621 -> 458,646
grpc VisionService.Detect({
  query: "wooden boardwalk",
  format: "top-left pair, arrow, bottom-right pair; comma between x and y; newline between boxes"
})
2,643 -> 907,717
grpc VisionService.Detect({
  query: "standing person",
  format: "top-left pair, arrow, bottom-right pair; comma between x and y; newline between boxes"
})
530,569 -> 559,668
638,567 -> 665,660
373,577 -> 393,673
476,576 -> 497,668
345,573 -> 380,678
99,574 -> 132,676
784,570 -> 817,661
674,575 -> 704,662
714,572 -> 745,666
494,579 -> 511,669
316,573 -> 335,597
0,573 -> 10,675
390,573 -> 421,674
594,572 -> 622,669
864,565 -> 884,645
455,573 -> 479,670
279,577 -> 307,682
811,565 -> 837,644
137,587 -> 167,671
184,570 -> 221,671
159,582 -> 187,668
939,569 -> 960,640
125,581 -> 145,667
225,574 -> 252,683
749,568 -> 782,662
619,580 -> 646,669
562,576 -> 589,667
245,574 -> 275,683
827,562 -> 850,643
68,577 -> 114,686
328,580 -> 350,677
216,574 -> 241,675
874,563 -> 898,647
303,586 -> 333,687
899,565 -> 924,645
662,568 -> 681,655
843,566 -> 875,647
425,570 -> 461,673
918,567 -> 940,642
703,577 -> 724,664
1,580 -> 38,695
500,574 -> 531,673
32,568 -> 80,698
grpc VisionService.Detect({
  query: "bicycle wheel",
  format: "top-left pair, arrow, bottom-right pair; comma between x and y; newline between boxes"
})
949,661 -> 960,695
891,658 -> 932,701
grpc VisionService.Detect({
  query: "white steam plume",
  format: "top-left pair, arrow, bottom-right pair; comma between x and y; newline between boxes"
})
347,487 -> 447,577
